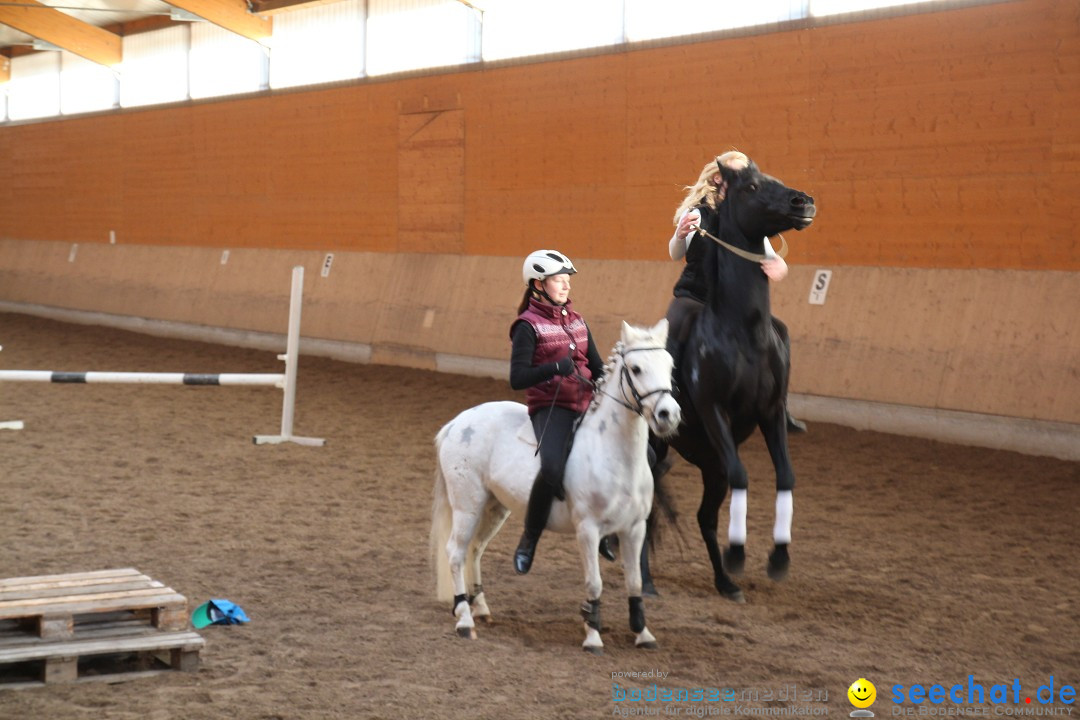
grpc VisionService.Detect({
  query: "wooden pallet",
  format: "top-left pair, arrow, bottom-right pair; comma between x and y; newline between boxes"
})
0,568 -> 205,687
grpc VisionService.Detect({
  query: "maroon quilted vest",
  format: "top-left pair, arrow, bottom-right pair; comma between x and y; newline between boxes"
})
514,297 -> 593,414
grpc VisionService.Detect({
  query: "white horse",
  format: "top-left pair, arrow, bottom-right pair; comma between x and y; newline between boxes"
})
430,319 -> 681,654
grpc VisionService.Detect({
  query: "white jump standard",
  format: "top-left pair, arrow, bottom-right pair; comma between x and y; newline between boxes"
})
0,345 -> 24,431
0,266 -> 324,447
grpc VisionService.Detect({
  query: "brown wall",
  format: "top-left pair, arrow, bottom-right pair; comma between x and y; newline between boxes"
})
1,0 -> 1078,437
1,0 -> 1077,269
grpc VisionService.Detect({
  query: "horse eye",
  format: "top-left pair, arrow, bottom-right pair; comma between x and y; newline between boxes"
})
747,182 -> 759,192
631,365 -> 642,376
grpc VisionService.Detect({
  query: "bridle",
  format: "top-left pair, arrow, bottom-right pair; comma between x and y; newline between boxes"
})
589,345 -> 674,419
703,159 -> 790,263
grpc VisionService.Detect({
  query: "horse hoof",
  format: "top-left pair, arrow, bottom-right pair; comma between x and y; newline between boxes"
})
767,545 -> 790,582
722,588 -> 746,604
642,582 -> 660,598
636,640 -> 660,650
475,614 -> 494,625
583,645 -> 604,656
716,578 -> 745,604
723,545 -> 746,576
456,627 -> 478,640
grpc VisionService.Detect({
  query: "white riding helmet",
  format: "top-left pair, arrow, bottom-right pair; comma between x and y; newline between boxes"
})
522,249 -> 577,286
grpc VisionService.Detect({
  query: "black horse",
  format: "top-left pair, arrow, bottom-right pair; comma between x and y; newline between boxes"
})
656,160 -> 816,603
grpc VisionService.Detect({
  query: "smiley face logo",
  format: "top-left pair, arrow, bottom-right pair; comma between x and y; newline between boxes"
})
848,678 -> 877,709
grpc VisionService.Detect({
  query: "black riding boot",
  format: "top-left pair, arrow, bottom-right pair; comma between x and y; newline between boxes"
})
514,477 -> 557,575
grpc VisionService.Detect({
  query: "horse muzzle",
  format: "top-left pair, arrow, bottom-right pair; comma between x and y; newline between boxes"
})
648,394 -> 682,439
789,194 -> 816,230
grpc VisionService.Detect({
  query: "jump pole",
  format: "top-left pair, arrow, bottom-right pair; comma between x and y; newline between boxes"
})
0,266 -> 324,447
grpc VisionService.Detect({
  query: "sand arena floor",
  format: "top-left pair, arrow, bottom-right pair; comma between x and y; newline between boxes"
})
0,312 -> 1077,719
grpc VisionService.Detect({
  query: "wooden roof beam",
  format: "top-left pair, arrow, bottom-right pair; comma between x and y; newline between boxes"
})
0,0 -> 121,68
164,0 -> 272,44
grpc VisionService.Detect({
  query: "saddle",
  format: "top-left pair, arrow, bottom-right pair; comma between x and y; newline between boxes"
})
516,418 -> 539,449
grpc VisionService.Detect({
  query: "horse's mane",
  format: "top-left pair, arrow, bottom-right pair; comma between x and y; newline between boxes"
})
587,331 -> 664,414
587,340 -> 625,415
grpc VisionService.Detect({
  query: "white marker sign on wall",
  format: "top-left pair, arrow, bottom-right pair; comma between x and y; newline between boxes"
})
809,269 -> 832,305
321,253 -> 335,278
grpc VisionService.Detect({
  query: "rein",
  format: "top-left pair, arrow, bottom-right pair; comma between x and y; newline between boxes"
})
691,225 -> 788,263
537,345 -> 671,453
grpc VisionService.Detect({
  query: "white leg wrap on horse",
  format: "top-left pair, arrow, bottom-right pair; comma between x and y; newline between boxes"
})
773,490 -> 793,544
728,488 -> 747,545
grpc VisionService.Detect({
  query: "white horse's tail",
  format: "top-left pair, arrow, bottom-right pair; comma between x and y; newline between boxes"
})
431,426 -> 455,603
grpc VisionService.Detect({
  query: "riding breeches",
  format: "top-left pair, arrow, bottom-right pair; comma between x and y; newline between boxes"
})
665,296 -> 704,348
522,406 -> 580,534
531,405 -> 580,496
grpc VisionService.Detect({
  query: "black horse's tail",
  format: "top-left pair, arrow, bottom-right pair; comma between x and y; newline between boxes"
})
646,438 -> 684,551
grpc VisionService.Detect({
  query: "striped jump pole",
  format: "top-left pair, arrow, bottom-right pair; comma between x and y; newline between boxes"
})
0,266 -> 325,447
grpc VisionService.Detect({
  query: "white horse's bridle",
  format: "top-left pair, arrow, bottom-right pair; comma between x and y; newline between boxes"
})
593,345 -> 674,424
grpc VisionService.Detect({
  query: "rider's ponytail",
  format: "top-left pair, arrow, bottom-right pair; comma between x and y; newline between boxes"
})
517,287 -> 534,315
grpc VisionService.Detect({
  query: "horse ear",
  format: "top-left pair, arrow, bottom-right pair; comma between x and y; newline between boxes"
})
718,160 -> 742,187
620,320 -> 634,343
651,318 -> 669,346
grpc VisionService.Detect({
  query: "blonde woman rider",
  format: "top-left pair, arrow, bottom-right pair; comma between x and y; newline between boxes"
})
665,151 -> 807,433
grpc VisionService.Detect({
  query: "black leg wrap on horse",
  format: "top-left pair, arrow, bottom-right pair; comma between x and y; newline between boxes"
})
468,584 -> 483,604
628,596 -> 646,633
452,593 -> 468,615
580,598 -> 602,631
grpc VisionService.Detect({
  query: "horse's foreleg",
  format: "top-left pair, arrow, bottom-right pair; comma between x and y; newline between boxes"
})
620,520 -> 659,650
760,413 -> 795,582
448,509 -> 482,639
576,522 -> 604,655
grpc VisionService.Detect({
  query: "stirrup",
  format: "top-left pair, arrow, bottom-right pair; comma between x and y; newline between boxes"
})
786,412 -> 808,434
599,535 -> 617,562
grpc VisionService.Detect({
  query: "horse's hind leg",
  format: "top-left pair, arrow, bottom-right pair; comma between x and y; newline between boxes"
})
760,413 -> 795,581
697,405 -> 754,591
466,499 -> 510,624
447,507 -> 485,639
695,452 -> 745,604
620,520 -> 659,650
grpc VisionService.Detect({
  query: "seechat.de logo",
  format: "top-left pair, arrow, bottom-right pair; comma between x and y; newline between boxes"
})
849,678 -> 878,718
